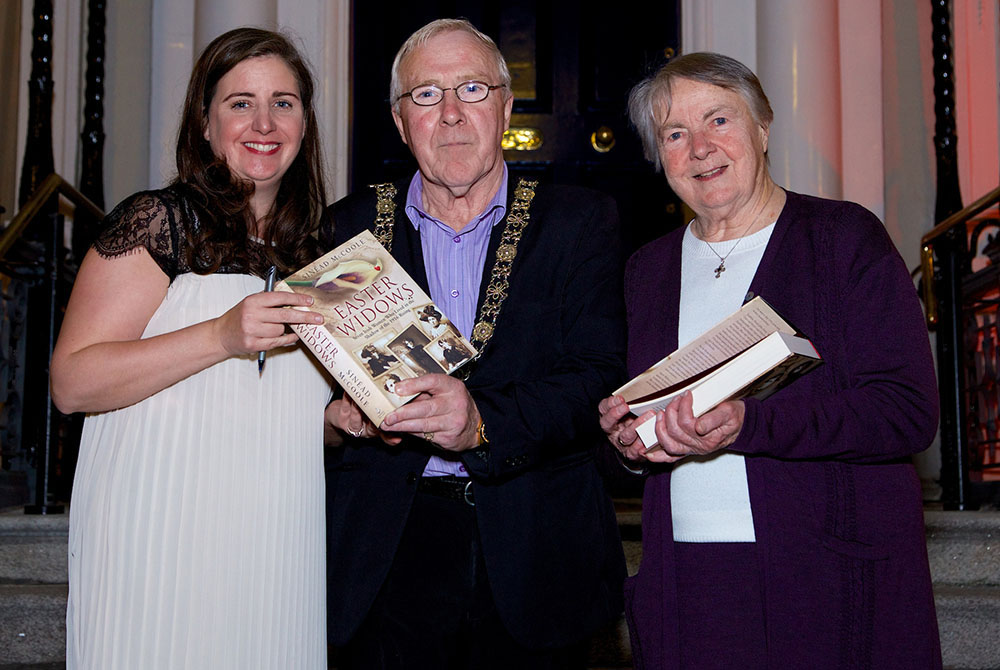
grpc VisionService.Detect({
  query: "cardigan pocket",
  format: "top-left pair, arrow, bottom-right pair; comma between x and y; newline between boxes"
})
820,533 -> 889,562
817,533 -> 888,670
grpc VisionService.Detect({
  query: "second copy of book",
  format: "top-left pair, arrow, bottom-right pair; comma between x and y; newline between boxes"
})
276,230 -> 477,427
615,297 -> 822,449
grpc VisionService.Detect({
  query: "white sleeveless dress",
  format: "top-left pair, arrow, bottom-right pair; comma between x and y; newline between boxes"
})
66,271 -> 332,669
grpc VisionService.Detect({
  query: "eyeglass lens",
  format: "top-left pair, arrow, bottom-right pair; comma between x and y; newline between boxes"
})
407,81 -> 496,106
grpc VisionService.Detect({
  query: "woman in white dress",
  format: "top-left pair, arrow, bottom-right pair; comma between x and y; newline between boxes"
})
50,28 -> 332,669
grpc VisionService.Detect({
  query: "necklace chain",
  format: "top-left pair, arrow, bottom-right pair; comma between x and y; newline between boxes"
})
704,223 -> 753,278
699,189 -> 775,279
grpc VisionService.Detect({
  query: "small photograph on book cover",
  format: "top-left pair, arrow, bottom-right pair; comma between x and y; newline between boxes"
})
411,303 -> 471,364
387,325 -> 447,376
429,333 -> 475,369
376,365 -> 418,407
354,333 -> 400,378
415,304 -> 452,339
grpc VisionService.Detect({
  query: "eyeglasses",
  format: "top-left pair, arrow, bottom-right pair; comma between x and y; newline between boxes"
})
398,81 -> 505,106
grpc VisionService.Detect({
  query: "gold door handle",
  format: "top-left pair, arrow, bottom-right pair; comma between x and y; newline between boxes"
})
590,126 -> 615,153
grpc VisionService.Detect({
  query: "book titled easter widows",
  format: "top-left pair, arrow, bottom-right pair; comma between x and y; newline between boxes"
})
616,297 -> 822,450
276,230 -> 477,427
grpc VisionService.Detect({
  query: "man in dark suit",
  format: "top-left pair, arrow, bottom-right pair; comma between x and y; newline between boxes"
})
323,18 -> 626,669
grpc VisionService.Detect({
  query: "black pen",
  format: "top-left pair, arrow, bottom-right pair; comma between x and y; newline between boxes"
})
258,265 -> 277,375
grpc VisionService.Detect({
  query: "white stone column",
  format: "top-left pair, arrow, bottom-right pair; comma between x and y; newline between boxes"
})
755,0 -> 843,199
195,0 -> 277,53
277,0 -> 351,202
838,0 -> 885,222
682,0 -> 758,72
149,0 -> 194,188
106,0 -> 154,204
952,0 -> 1000,206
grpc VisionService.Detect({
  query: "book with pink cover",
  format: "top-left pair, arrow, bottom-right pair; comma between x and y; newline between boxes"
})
276,230 -> 477,427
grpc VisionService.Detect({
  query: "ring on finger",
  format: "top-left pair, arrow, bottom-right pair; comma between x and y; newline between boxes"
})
348,427 -> 363,438
423,431 -> 435,443
617,434 -> 629,448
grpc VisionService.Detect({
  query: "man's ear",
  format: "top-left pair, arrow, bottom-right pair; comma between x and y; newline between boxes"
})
392,108 -> 409,146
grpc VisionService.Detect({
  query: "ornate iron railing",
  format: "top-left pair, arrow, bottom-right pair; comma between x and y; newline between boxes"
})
0,175 -> 103,514
1,0 -> 106,513
922,186 -> 1000,510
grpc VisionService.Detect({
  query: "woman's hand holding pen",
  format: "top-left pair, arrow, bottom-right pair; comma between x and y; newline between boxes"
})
212,290 -> 324,358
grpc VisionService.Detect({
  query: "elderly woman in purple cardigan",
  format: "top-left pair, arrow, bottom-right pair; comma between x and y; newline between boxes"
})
599,52 -> 941,669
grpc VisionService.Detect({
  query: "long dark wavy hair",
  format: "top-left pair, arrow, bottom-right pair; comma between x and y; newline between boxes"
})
174,27 -> 325,276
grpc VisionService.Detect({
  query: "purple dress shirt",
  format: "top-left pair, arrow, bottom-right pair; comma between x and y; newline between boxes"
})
403,165 -> 508,477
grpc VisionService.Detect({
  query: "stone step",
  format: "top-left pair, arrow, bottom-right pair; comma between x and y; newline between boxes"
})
0,511 -> 70,667
0,511 -> 69,586
925,510 -> 1000,587
0,584 -> 67,666
0,508 -> 997,668
935,585 -> 1000,670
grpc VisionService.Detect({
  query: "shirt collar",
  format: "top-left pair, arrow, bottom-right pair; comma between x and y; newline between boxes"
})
404,163 -> 508,235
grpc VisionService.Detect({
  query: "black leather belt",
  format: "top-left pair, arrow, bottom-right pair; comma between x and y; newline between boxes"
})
417,476 -> 475,506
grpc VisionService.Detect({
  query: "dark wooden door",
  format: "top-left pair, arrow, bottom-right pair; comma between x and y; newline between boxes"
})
350,0 -> 684,256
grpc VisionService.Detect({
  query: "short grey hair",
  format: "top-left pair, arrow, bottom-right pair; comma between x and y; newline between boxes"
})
389,18 -> 513,113
628,52 -> 773,172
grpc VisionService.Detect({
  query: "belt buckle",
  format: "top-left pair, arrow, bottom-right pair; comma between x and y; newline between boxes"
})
462,480 -> 475,507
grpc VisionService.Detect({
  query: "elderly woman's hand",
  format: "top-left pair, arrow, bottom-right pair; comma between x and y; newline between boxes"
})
651,392 -> 745,459
600,395 -> 660,464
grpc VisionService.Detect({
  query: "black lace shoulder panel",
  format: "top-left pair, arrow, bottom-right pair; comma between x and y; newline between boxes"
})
94,188 -> 182,279
95,185 -> 296,280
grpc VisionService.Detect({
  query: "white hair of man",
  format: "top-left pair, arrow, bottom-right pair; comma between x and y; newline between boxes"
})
389,18 -> 513,113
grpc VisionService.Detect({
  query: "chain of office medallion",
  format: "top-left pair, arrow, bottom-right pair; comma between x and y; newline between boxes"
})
369,178 -> 538,363
371,183 -> 398,249
467,179 -> 536,351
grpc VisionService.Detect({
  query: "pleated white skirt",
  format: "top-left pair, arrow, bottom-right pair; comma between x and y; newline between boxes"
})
67,273 -> 332,669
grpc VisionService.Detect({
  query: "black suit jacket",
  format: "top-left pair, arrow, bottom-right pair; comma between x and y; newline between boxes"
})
324,177 -> 627,649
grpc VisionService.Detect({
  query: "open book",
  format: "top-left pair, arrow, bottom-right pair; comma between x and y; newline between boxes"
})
276,230 -> 477,427
615,297 -> 822,449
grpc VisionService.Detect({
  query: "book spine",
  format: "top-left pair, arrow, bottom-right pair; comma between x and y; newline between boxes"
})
291,321 -> 397,426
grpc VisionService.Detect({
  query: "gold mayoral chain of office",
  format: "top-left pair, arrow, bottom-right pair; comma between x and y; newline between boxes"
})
370,178 -> 538,374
